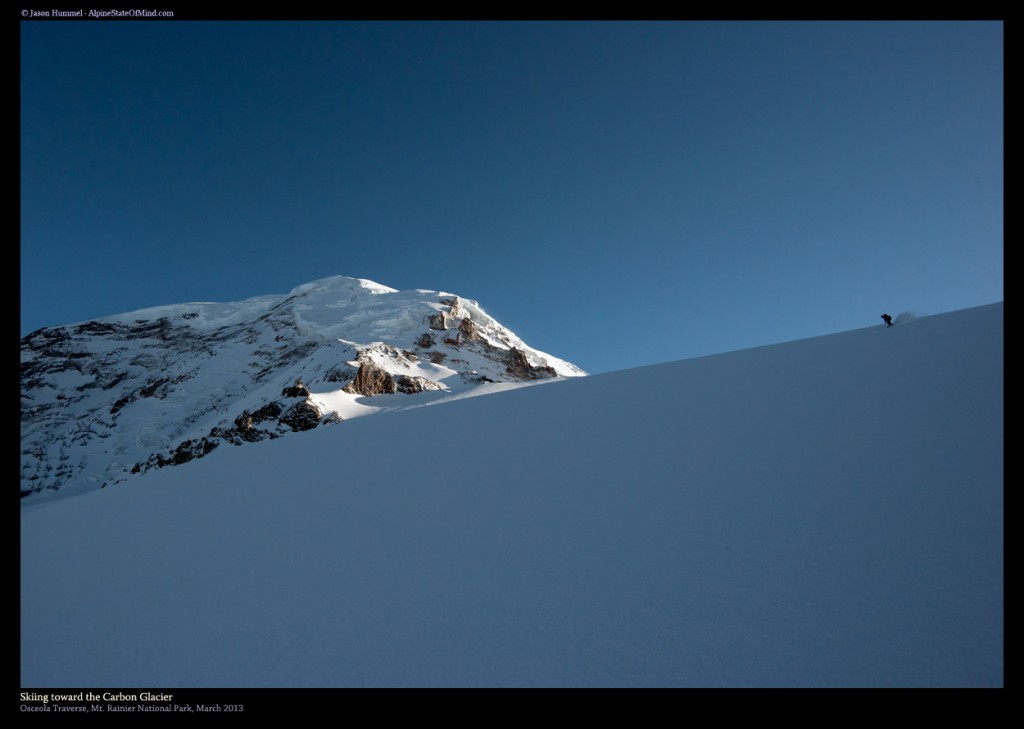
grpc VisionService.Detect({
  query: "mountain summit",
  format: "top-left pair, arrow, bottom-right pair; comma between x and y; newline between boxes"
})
20,276 -> 585,499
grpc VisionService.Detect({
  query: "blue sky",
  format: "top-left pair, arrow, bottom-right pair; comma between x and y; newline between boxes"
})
20,20 -> 1002,373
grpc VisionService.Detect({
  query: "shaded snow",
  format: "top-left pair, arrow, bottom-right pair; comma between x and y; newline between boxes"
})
21,303 -> 1003,687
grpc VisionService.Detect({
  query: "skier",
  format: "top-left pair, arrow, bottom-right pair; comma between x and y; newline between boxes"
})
881,313 -> 893,327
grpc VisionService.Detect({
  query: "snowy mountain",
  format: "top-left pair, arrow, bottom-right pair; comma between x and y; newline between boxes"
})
20,276 -> 585,499
21,302 -> 1002,687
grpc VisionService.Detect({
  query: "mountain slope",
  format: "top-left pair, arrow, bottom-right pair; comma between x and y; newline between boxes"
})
20,276 -> 584,500
21,303 -> 1003,687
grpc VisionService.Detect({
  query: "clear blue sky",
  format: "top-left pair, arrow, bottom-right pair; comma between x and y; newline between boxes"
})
20,20 -> 1002,373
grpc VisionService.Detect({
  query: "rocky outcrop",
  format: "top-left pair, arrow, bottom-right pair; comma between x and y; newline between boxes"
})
280,400 -> 322,431
131,437 -> 220,474
136,392 -> 325,475
394,374 -> 444,394
342,357 -> 443,396
458,317 -> 478,341
506,347 -> 558,380
344,362 -> 398,396
21,275 -> 584,498
230,401 -> 284,441
428,312 -> 448,331
110,373 -> 191,415
505,348 -> 532,379
281,378 -> 310,399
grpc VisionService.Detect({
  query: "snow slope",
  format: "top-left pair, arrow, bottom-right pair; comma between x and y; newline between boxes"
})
20,276 -> 584,500
21,303 -> 1003,687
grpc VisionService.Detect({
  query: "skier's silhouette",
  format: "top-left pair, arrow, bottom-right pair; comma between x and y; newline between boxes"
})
881,314 -> 893,327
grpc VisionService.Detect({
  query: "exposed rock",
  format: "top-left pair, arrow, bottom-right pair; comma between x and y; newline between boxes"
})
325,365 -> 357,383
343,362 -> 398,396
110,373 -> 189,414
281,378 -> 310,398
209,423 -> 275,447
458,317 -> 478,341
228,411 -> 272,443
428,312 -> 448,331
109,393 -> 134,415
21,275 -> 585,498
74,321 -> 119,336
234,411 -> 254,432
169,438 -> 219,465
505,348 -> 532,378
132,437 -> 220,474
394,374 -> 444,394
233,401 -> 284,436
506,347 -> 558,380
194,399 -> 294,449
280,400 -> 322,431
98,370 -> 129,391
392,346 -> 417,365
139,377 -> 172,398
506,347 -> 532,378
